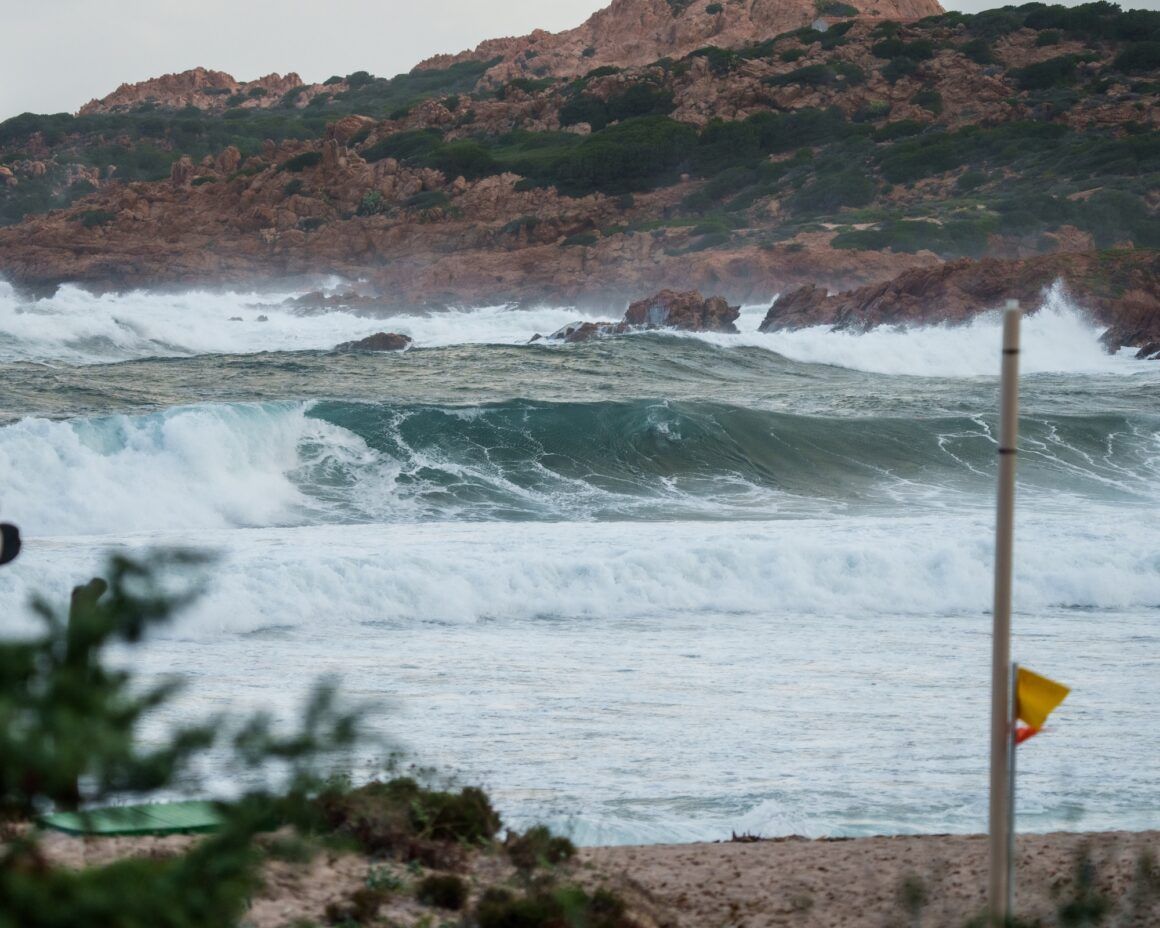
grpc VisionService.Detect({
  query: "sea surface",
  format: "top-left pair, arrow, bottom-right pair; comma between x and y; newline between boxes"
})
1,278 -> 1157,845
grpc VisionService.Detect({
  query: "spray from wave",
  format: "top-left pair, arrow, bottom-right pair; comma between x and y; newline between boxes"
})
692,284 -> 1134,377
0,279 -> 611,363
0,278 -> 1147,379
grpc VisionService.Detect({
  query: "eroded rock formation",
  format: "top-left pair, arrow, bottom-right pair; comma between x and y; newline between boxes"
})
417,0 -> 945,85
760,251 -> 1160,356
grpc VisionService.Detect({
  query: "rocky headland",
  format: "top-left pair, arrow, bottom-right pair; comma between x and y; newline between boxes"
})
0,0 -> 1156,350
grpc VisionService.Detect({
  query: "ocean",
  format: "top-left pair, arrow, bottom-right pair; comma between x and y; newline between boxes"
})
1,278 -> 1157,845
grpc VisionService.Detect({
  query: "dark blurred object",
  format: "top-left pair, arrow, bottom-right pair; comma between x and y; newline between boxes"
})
0,523 -> 20,565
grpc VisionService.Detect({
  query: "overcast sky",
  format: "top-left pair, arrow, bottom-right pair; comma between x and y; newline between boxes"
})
3,0 -> 1157,120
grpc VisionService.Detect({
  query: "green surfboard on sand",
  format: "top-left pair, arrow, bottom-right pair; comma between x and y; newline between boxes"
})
39,801 -> 224,837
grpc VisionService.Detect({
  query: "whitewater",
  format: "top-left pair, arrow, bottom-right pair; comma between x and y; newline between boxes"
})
1,280 -> 1158,845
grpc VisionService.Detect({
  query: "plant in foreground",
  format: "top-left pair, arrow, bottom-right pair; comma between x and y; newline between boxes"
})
0,553 -> 364,928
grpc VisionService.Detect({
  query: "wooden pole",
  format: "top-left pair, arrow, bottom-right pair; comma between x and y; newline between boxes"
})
1007,661 -> 1018,913
989,300 -> 1022,925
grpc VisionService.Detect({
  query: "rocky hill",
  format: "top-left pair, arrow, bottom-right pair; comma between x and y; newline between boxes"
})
79,68 -> 309,115
415,0 -> 946,85
0,1 -> 1156,346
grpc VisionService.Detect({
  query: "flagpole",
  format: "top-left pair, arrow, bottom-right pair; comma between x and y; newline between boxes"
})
989,300 -> 1022,925
1008,660 -> 1018,912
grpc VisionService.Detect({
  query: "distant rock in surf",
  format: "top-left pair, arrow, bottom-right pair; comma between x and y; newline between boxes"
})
542,320 -> 623,343
541,289 -> 740,343
758,251 -> 1160,357
334,332 -> 412,352
624,289 -> 740,333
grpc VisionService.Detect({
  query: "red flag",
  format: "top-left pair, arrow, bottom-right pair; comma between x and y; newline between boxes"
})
1015,725 -> 1040,745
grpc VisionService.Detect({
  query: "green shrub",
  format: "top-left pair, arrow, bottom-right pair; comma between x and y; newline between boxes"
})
832,216 -> 995,257
563,231 -> 599,246
780,47 -> 806,62
706,2 -> 723,12
361,128 -> 443,163
77,208 -> 116,228
1114,42 -> 1160,73
560,84 -> 675,131
816,0 -> 858,15
476,885 -> 631,928
345,70 -> 375,90
882,57 -> 921,82
297,216 -> 325,231
964,7 -> 1026,39
403,190 -> 450,211
525,116 -> 698,196
1011,55 -> 1079,91
416,874 -> 469,910
325,887 -> 389,924
1036,29 -> 1062,46
871,38 -> 934,60
283,178 -> 304,196
190,175 -> 216,187
873,119 -> 926,141
501,215 -> 540,235
280,150 -> 323,172
854,100 -> 892,122
956,168 -> 987,192
960,38 -> 995,64
912,88 -> 943,115
429,140 -> 499,179
582,46 -> 597,58
498,77 -> 555,99
766,64 -> 839,87
356,190 -> 387,216
505,826 -> 577,873
688,45 -> 741,75
790,170 -> 876,214
316,776 -> 501,858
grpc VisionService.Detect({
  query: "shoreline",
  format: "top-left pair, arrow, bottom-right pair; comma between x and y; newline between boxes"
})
36,828 -> 1160,927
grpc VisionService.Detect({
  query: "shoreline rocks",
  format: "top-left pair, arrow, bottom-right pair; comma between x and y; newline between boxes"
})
541,289 -> 740,343
334,332 -> 412,352
760,250 -> 1160,357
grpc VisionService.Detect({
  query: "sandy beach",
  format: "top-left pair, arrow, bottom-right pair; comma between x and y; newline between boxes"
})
34,829 -> 1160,927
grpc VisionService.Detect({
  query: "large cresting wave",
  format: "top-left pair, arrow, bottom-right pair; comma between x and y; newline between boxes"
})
1,400 -> 1157,537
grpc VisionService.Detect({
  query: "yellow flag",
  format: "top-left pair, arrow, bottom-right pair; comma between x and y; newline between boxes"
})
1016,668 -> 1070,729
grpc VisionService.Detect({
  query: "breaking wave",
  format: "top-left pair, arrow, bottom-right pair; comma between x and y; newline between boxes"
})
1,399 -> 1156,538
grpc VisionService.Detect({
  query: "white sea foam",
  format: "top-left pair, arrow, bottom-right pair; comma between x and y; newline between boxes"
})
3,277 -> 1148,376
688,284 -> 1145,377
3,512 -> 1157,638
0,279 -> 610,363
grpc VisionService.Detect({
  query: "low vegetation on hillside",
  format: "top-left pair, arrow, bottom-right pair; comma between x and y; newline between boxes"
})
0,2 -> 1156,262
